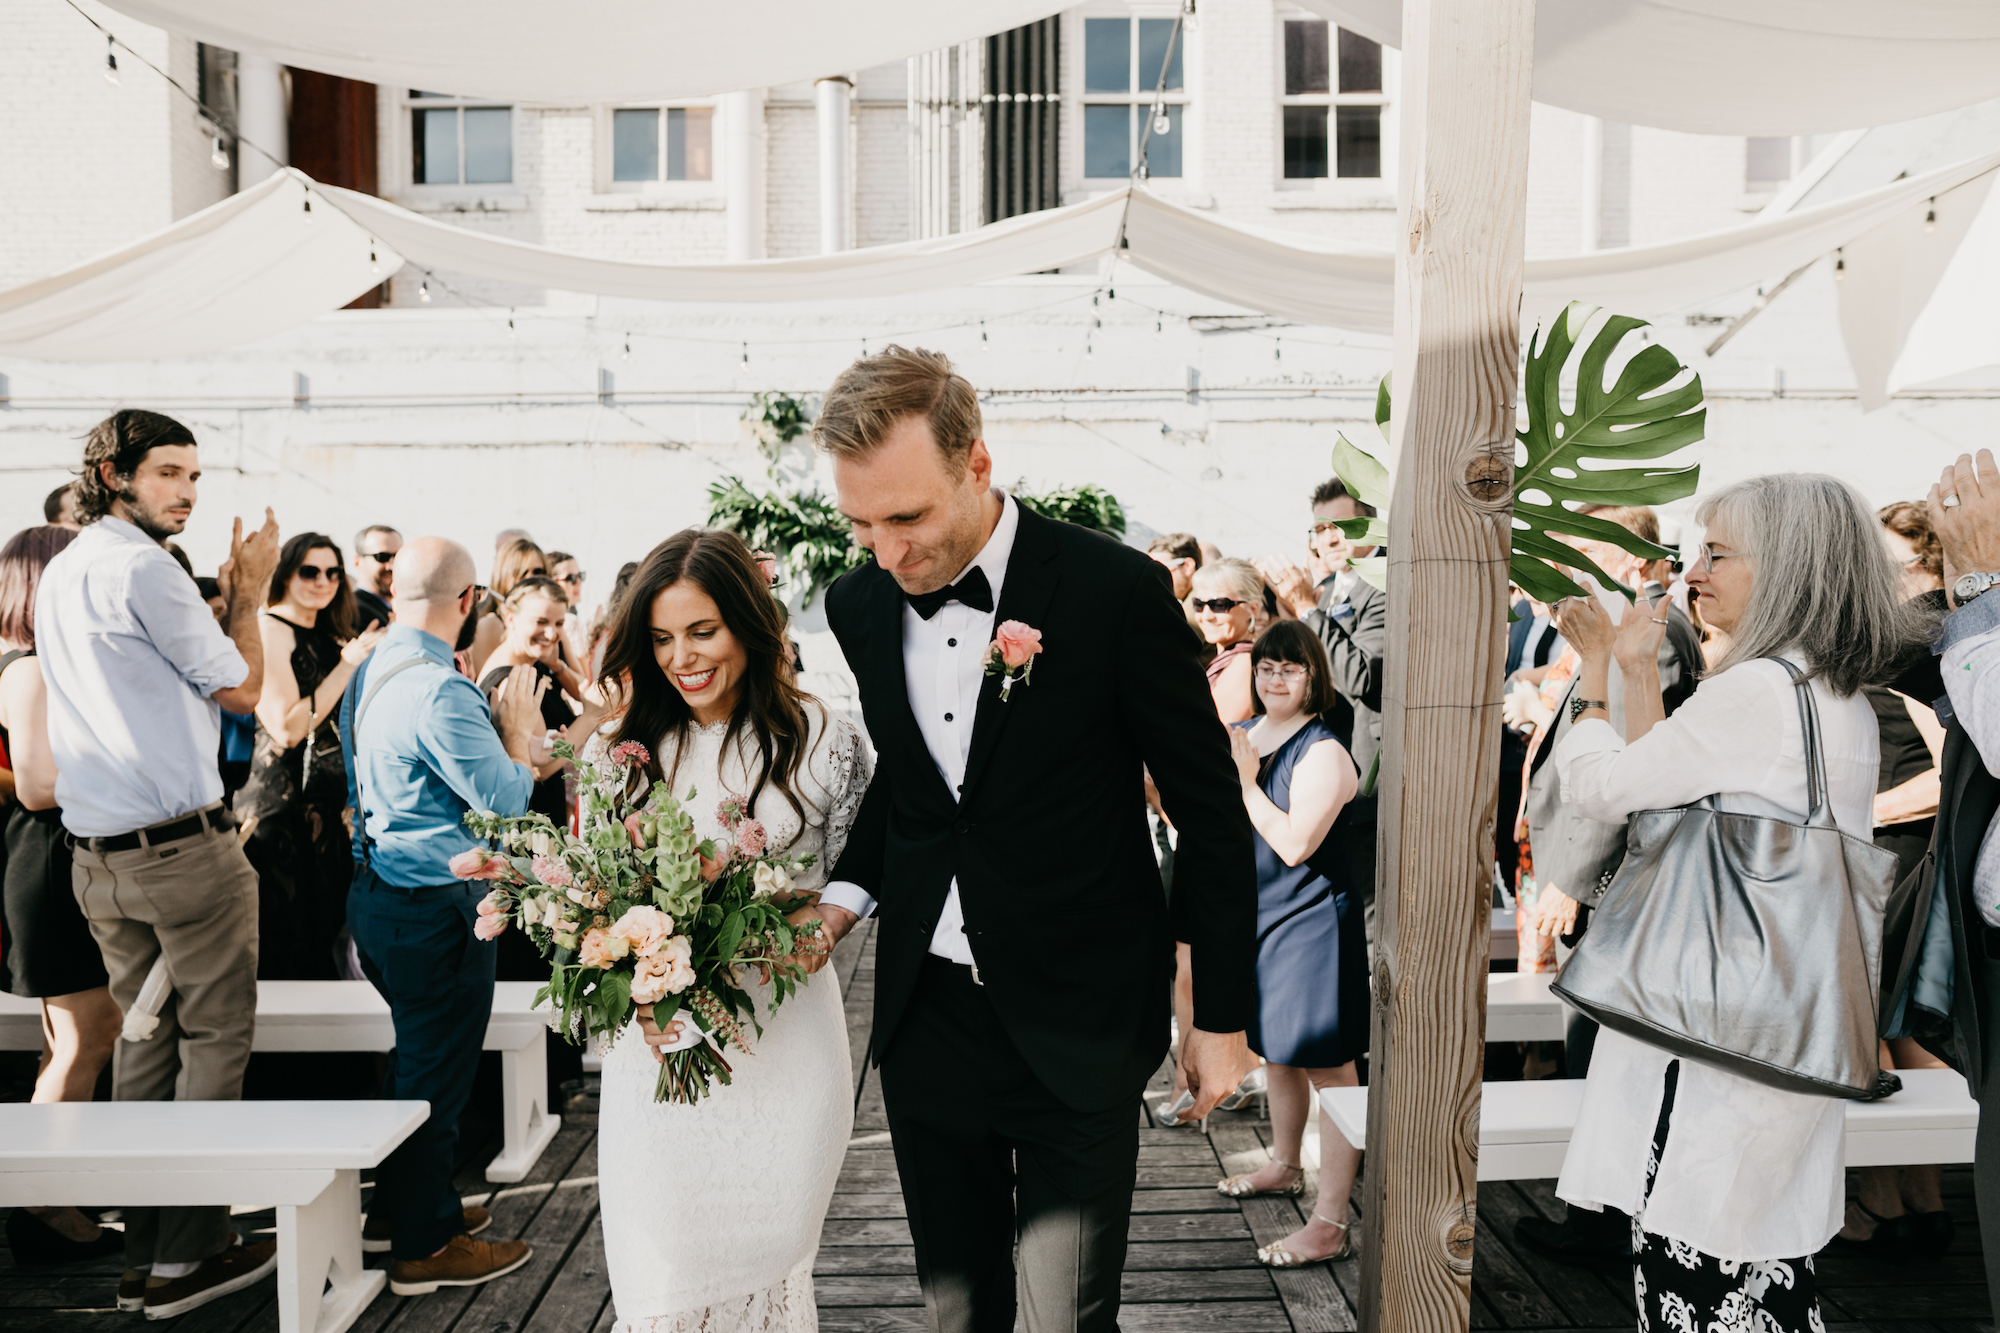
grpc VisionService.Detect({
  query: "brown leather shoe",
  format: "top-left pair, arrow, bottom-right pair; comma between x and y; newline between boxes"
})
362,1205 -> 491,1254
143,1240 -> 278,1320
387,1234 -> 531,1295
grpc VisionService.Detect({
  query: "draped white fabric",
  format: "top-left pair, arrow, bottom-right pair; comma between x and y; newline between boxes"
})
2,158 -> 1996,411
97,0 -> 1068,104
1295,0 -> 2000,136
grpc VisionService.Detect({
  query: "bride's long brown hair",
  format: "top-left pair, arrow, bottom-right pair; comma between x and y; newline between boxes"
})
598,529 -> 814,823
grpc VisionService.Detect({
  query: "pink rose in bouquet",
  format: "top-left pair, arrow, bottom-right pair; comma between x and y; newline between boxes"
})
450,848 -> 513,881
609,904 -> 672,957
531,855 -> 574,889
994,620 -> 1043,669
630,937 -> 696,1004
473,910 -> 509,941
579,926 -> 632,968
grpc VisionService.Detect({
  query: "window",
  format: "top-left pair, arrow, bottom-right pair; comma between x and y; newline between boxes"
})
1280,21 -> 1385,180
1081,14 -> 1188,180
409,91 -> 512,186
612,107 -> 714,182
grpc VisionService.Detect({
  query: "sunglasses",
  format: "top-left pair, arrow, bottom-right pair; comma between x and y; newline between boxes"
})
361,551 -> 396,564
1191,597 -> 1248,613
558,571 -> 585,585
296,564 -> 344,582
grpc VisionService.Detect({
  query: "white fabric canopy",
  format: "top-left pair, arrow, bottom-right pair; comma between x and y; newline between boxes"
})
1297,0 -> 2000,136
99,0 -> 1067,104
2,157 -> 1995,410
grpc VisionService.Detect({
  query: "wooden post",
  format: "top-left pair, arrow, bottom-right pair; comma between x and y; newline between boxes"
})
1359,2 -> 1536,1332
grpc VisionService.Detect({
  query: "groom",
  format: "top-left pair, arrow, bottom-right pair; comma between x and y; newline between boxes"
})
801,346 -> 1259,1333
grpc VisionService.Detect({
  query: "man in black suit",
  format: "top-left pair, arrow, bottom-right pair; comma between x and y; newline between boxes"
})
1259,478 -> 1385,944
795,347 -> 1258,1333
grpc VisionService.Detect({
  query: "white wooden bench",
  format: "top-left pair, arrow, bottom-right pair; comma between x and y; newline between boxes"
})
0,980 -> 558,1183
1320,1066 -> 1979,1180
0,1099 -> 424,1333
1485,971 -> 1569,1043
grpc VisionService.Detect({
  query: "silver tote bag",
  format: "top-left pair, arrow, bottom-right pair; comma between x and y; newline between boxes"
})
1550,659 -> 1899,1099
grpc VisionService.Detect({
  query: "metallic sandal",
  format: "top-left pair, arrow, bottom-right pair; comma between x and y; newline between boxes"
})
1154,1090 -> 1196,1126
1217,1159 -> 1305,1198
1257,1213 -> 1353,1267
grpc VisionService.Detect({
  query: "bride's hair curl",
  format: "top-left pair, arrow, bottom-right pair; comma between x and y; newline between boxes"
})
598,528 -> 814,823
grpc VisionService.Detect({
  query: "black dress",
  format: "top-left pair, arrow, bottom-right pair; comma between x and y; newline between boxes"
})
1867,683 -> 1936,881
0,649 -> 107,999
234,615 -> 354,980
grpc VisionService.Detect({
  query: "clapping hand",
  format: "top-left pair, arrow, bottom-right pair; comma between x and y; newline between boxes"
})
1548,594 -> 1614,663
221,509 -> 282,614
1253,555 -> 1320,618
1228,728 -> 1261,785
1929,450 -> 2000,601
341,624 -> 389,667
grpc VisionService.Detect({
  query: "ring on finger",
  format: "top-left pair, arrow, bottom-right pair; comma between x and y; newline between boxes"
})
1945,493 -> 1963,508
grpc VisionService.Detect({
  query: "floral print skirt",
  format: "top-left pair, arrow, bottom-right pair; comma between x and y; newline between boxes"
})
1634,1062 -> 1825,1333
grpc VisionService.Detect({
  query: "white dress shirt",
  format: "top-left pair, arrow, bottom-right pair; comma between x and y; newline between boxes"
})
36,516 -> 248,838
819,492 -> 1019,964
1550,654 -> 1878,1261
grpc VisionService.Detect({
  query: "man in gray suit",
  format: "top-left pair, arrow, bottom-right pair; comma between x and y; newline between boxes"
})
1509,504 -> 1702,1266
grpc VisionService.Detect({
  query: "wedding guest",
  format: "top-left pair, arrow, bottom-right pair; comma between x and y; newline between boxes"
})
339,536 -> 538,1293
1833,500 -> 1953,1259
351,524 -> 401,631
1147,532 -> 1202,601
494,527 -> 533,553
1549,473 -> 1920,1333
1192,559 -> 1269,724
547,551 -> 591,665
1213,621 -> 1366,1267
0,523 -> 124,1267
467,537 -> 548,677
236,533 -> 385,979
38,410 -> 282,1316
43,483 -> 79,530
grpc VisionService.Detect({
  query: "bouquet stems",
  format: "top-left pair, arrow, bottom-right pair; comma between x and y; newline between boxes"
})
653,1038 -> 735,1104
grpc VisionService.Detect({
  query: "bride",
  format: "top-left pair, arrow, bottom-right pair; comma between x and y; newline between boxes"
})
588,528 -> 870,1333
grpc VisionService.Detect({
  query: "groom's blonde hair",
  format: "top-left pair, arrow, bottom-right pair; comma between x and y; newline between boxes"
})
813,345 -> 982,477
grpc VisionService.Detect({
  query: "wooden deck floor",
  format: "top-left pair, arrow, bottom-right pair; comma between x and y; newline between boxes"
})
2,919 -> 1986,1333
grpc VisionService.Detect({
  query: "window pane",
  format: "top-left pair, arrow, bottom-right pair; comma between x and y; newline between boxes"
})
1746,136 -> 1792,185
1335,105 -> 1381,178
1283,105 -> 1328,179
463,107 -> 512,183
1084,18 -> 1130,93
679,107 -> 713,180
1138,18 -> 1183,93
613,108 -> 659,181
1084,104 -> 1130,178
414,107 -> 458,184
1284,21 -> 1329,95
1143,104 -> 1182,178
1337,30 -> 1382,93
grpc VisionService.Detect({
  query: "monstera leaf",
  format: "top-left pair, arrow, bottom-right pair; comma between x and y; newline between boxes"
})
1510,302 -> 1704,603
1330,303 -> 1704,607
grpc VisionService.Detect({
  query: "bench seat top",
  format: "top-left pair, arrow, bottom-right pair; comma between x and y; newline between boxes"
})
0,1100 -> 428,1173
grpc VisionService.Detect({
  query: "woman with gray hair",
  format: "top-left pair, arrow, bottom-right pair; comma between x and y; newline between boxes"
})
1192,557 -> 1276,724
1547,473 -> 1926,1333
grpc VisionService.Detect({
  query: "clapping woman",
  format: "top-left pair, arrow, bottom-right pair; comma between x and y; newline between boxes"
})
1212,621 -> 1366,1267
1191,559 -> 1271,724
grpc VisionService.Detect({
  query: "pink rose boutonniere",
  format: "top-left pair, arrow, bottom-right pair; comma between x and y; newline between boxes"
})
983,620 -> 1043,701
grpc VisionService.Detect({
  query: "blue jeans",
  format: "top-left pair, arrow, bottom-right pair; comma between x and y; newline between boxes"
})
347,866 -> 496,1260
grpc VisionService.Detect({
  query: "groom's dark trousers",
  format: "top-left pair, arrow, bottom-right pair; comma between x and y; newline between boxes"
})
826,505 -> 1257,1333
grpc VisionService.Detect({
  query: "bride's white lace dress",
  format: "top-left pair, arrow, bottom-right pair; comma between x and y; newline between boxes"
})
593,703 -> 870,1333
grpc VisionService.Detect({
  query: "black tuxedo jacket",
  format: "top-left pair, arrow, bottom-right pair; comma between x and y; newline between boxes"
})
825,506 -> 1259,1113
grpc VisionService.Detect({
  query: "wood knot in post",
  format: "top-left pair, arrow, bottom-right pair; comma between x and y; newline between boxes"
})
1463,444 -> 1512,507
1444,1218 -> 1476,1270
1373,958 -> 1393,1008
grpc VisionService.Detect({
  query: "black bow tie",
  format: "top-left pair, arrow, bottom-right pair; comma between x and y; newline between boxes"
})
907,566 -> 994,620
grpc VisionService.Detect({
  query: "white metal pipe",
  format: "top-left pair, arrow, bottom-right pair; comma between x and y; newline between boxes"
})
236,54 -> 288,185
816,77 -> 853,254
722,89 -> 767,261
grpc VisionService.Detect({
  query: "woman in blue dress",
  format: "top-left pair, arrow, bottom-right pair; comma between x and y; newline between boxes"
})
1213,620 -> 1366,1267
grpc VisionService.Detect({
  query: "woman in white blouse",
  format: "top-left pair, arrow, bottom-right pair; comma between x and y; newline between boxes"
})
1549,473 -> 1922,1333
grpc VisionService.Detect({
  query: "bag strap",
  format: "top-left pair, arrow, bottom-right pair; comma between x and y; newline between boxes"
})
1766,657 -> 1835,828
350,655 -> 434,863
0,648 -> 31,679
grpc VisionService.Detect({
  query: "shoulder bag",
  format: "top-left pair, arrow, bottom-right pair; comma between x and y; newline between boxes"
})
1551,659 -> 1900,1098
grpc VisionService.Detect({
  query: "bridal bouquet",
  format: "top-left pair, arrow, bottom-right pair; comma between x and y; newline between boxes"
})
454,737 -> 825,1104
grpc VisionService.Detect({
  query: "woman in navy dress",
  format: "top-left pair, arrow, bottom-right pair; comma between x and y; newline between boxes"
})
1213,620 -> 1365,1268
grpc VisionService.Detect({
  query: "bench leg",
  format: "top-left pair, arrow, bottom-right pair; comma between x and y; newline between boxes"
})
486,1034 -> 561,1183
277,1168 -> 384,1333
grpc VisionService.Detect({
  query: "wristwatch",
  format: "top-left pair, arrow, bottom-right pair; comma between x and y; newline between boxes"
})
1955,571 -> 2000,604
1569,695 -> 1609,725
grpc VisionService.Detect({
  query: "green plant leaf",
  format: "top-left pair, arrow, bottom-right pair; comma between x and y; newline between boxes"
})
1011,483 -> 1128,539
1375,373 -> 1393,445
1349,555 -> 1387,592
1332,433 -> 1392,512
1512,302 -> 1703,603
706,475 -> 867,607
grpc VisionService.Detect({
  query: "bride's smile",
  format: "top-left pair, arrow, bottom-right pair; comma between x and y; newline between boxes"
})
648,579 -> 749,725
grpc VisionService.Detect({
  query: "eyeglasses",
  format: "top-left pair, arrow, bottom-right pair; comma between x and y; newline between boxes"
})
1691,544 -> 1750,573
1254,663 -> 1308,683
526,567 -> 547,578
1191,597 -> 1248,613
360,551 -> 396,565
1309,520 -> 1345,536
296,564 -> 343,582
558,571 -> 585,585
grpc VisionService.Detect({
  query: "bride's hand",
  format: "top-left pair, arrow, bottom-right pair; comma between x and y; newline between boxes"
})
778,903 -> 840,978
635,1003 -> 685,1066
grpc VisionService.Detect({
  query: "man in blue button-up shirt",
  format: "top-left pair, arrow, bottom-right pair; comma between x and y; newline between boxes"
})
337,536 -> 543,1295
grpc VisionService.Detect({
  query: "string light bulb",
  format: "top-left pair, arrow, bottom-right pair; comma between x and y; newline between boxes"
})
1925,199 -> 1938,234
740,342 -> 749,368
1834,249 -> 1846,281
1153,109 -> 1171,136
622,338 -> 631,361
1275,337 -> 1282,364
507,309 -> 516,337
369,245 -> 379,276
302,193 -> 313,223
418,279 -> 430,303
103,36 -> 119,85
980,319 -> 988,346
210,135 -> 229,169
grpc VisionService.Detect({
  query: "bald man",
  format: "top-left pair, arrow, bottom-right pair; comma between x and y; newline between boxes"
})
338,537 -> 545,1295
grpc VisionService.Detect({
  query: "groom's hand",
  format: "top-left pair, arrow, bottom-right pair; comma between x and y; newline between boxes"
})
783,903 -> 858,976
1180,1027 -> 1259,1122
